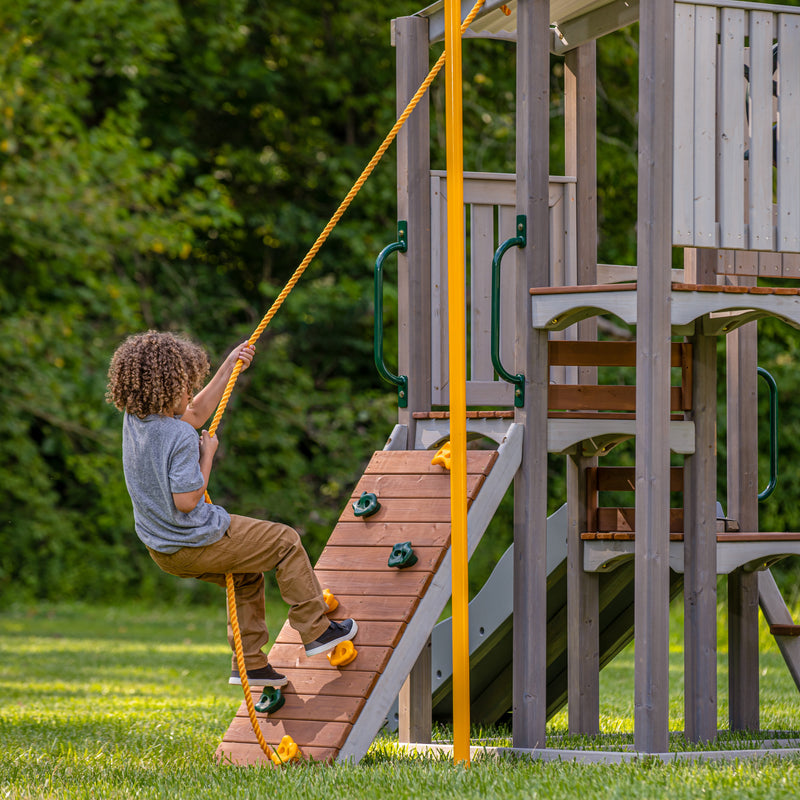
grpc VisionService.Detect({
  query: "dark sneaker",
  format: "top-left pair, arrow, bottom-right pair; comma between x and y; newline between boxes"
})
229,663 -> 288,687
304,619 -> 358,657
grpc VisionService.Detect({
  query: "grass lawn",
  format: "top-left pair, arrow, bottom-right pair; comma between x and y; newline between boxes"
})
2,586 -> 800,799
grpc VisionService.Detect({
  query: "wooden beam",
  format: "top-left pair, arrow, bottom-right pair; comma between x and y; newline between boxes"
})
634,0 -> 674,755
395,15 -> 432,442
726,300 -> 760,732
512,0 -> 550,750
395,19 -> 431,743
683,331 -> 718,743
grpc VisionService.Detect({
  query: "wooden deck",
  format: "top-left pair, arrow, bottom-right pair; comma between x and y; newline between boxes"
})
215,448 -> 499,766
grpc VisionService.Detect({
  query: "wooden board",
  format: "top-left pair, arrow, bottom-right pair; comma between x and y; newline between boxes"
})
216,447 -> 500,766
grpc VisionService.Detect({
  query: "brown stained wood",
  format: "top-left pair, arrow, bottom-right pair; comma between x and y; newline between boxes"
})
328,522 -> 451,548
597,507 -> 684,533
340,498 -> 454,523
530,283 -> 637,295
315,545 -> 444,573
717,531 -> 800,542
548,340 -> 688,368
222,717 -> 351,751
411,410 -> 515,419
314,569 -> 431,597
216,742 -> 338,766
268,643 -> 393,674
363,449 -> 497,476
770,624 -> 800,637
308,594 -> 419,624
277,620 -> 405,649
352,473 -> 485,499
595,466 -> 684,492
549,384 -> 684,413
267,667 -> 376,697
235,692 -> 365,724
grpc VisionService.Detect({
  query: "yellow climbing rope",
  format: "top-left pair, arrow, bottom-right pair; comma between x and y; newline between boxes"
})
211,0 -> 487,764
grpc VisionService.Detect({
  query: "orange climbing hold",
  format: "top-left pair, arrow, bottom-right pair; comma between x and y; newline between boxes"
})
270,735 -> 301,766
431,442 -> 452,470
323,588 -> 339,613
327,640 -> 358,667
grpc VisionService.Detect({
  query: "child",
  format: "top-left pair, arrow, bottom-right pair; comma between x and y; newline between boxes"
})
106,330 -> 356,687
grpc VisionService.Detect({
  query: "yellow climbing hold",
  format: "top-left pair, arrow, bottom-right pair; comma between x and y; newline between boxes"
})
431,442 -> 452,470
270,735 -> 301,766
323,588 -> 339,614
327,640 -> 358,667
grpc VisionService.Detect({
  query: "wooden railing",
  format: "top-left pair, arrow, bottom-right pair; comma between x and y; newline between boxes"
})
673,1 -> 800,253
430,171 -> 577,406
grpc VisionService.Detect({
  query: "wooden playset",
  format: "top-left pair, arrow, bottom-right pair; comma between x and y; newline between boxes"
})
216,0 -> 800,764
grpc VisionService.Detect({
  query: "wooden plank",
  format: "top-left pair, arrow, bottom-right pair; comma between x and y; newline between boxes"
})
277,620 -> 406,649
217,741 -> 338,766
264,667 -> 376,697
470,203 -> 496,382
363,449 -> 497,475
398,636 -> 432,744
235,691 -> 365,724
635,0 -> 675,755
430,172 -> 448,405
269,643 -> 393,674
718,531 -> 800,542
339,498 -> 454,523
595,466 -> 684,492
352,473 -> 485,499
597,508 -> 684,533
726,293 -> 760,731
693,3 -> 718,247
783,253 -> 800,277
315,545 -> 445,573
310,594 -> 418,624
395,14 -> 432,435
758,251 -> 783,277
719,7 -> 746,250
328,522 -> 451,548
673,1 -> 696,245
513,0 -> 551,751
222,717 -> 351,751
748,11 -> 776,250
735,250 -> 759,276
683,332 -> 718,743
548,384 -> 685,413
770,624 -> 800,637
778,13 -> 800,252
314,569 -> 431,597
548,340 -> 688,367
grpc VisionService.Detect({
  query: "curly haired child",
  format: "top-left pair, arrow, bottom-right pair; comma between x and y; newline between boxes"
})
107,330 -> 356,686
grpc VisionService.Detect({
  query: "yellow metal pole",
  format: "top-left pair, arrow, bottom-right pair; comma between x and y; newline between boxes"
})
444,0 -> 470,767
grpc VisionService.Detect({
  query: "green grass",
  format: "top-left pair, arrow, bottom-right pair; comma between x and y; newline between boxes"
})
2,591 -> 800,799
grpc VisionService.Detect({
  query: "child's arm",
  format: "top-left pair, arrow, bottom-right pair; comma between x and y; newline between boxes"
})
181,341 -> 255,429
172,430 -> 219,513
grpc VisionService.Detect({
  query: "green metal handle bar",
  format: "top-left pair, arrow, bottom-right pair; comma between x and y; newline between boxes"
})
491,215 -> 526,408
757,366 -> 778,502
374,221 -> 409,408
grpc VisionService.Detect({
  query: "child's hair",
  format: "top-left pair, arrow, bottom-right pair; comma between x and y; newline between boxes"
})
106,330 -> 210,417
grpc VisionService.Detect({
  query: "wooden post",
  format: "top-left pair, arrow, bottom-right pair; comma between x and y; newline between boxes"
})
634,0 -> 674,754
513,0 -> 550,750
394,15 -> 432,444
565,41 -> 599,736
727,306 -> 760,732
394,14 -> 433,745
683,329 -> 717,743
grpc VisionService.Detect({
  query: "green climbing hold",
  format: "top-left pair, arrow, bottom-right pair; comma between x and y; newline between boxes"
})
255,686 -> 285,715
353,491 -> 381,518
388,541 -> 418,569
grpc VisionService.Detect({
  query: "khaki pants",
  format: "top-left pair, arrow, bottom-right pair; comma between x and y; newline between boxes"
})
148,514 -> 329,670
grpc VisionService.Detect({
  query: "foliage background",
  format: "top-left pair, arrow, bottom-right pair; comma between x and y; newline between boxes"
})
1,0 -> 799,606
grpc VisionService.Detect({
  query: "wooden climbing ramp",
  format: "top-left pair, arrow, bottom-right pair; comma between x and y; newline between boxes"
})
216,428 -> 521,766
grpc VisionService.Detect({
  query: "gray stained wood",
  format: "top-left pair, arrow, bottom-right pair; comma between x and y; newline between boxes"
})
215,448 -> 498,766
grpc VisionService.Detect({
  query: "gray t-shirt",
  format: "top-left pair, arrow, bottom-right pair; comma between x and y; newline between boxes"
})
122,413 -> 230,554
